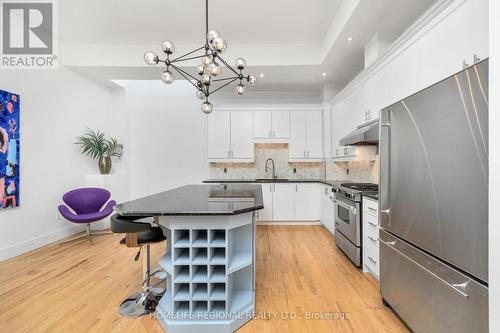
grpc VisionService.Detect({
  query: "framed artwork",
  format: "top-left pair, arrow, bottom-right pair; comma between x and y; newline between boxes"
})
0,89 -> 20,209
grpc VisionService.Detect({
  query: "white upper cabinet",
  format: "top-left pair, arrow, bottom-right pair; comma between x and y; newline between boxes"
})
230,111 -> 254,159
306,111 -> 323,159
289,111 -> 307,159
290,111 -> 323,161
294,183 -> 321,221
272,111 -> 290,138
207,111 -> 254,161
207,111 -> 231,159
272,184 -> 295,221
253,111 -> 290,139
253,111 -> 272,138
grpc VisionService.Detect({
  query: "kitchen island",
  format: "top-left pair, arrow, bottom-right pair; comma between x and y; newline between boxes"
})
114,184 -> 263,333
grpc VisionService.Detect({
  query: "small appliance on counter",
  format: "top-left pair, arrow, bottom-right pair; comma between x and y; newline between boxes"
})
332,183 -> 378,267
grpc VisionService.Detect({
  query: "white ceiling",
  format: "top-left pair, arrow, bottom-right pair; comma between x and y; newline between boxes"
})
63,0 -> 437,94
60,0 -> 342,45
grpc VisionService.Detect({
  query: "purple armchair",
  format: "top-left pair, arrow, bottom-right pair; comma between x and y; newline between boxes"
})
58,188 -> 116,245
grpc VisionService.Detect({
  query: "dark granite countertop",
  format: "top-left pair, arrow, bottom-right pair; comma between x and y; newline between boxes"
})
203,179 -> 348,187
114,184 -> 263,217
363,193 -> 379,201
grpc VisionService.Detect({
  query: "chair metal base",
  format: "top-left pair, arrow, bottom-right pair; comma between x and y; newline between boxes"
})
119,288 -> 165,318
59,223 -> 112,246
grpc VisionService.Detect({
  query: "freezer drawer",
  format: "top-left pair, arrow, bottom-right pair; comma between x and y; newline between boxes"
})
379,229 -> 488,333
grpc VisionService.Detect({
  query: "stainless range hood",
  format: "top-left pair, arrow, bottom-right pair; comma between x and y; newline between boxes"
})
339,119 -> 379,146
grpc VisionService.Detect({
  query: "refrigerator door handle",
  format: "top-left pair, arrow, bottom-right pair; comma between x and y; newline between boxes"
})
379,239 -> 470,299
380,109 -> 392,227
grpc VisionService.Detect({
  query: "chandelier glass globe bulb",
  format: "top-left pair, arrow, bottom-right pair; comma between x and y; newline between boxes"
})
235,57 -> 246,70
201,73 -> 212,85
210,63 -> 220,76
207,30 -> 220,43
213,38 -> 227,53
197,64 -> 205,75
196,90 -> 205,100
247,75 -> 257,85
161,40 -> 175,54
236,83 -> 246,96
201,55 -> 212,66
144,51 -> 159,65
201,101 -> 213,114
161,70 -> 175,84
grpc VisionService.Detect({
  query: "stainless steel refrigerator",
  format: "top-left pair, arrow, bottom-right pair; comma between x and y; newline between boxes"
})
379,60 -> 489,333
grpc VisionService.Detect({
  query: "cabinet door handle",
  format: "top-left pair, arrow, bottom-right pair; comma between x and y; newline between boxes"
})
295,184 -> 298,192
368,256 -> 377,264
367,207 -> 377,213
367,221 -> 378,228
367,236 -> 377,243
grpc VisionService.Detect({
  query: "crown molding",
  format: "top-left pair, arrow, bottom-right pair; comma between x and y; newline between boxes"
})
331,0 -> 465,104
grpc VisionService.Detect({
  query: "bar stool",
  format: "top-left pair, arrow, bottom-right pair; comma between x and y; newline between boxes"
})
110,213 -> 166,317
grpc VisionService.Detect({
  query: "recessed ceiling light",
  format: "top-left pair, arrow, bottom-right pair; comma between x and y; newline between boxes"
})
322,72 -> 327,77
347,37 -> 353,42
260,73 -> 264,78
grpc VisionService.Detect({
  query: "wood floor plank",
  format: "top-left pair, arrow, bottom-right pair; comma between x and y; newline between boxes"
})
0,226 -> 408,332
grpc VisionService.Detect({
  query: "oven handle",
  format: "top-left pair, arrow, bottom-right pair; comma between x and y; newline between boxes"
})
379,239 -> 470,299
335,197 -> 357,214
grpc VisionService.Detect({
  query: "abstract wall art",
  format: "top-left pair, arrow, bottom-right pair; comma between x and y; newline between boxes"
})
0,89 -> 20,209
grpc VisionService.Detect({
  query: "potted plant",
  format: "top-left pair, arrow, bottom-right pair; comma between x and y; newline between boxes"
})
75,128 -> 124,174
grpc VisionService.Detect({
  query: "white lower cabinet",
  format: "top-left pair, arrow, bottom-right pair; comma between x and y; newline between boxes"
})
362,196 -> 379,279
320,185 -> 334,234
259,183 -> 274,221
256,183 -> 321,222
294,183 -> 321,221
272,184 -> 295,221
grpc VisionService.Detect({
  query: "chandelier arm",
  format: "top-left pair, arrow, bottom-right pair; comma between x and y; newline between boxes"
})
171,46 -> 206,62
170,63 -> 202,83
210,78 -> 239,95
170,65 -> 202,91
214,54 -> 240,76
171,54 -> 209,64
212,76 -> 240,82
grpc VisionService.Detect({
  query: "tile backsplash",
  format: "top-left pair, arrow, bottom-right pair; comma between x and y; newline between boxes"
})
326,158 -> 379,184
210,144 -> 325,179
209,143 -> 379,184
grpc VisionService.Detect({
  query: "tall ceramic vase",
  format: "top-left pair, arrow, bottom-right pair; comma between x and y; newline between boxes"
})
98,155 -> 112,174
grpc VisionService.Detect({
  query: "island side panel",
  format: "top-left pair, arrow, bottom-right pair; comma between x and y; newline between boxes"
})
155,212 -> 256,333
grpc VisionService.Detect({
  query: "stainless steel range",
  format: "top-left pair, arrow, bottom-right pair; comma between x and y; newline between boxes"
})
332,183 -> 378,267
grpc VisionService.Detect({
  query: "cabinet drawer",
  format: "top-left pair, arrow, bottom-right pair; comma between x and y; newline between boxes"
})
363,199 -> 378,216
364,224 -> 379,244
364,213 -> 378,231
364,239 -> 379,277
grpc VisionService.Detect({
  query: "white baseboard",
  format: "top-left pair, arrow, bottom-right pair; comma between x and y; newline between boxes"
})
0,219 -> 112,262
257,221 -> 322,226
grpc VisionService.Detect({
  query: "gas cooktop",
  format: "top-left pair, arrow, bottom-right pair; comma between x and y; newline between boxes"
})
341,183 -> 378,192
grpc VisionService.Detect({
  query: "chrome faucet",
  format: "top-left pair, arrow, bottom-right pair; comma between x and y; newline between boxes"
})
265,158 -> 277,179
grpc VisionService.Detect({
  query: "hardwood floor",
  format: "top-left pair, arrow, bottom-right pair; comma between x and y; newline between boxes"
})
0,226 -> 408,332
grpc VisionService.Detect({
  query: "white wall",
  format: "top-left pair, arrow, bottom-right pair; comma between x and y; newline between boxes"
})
126,81 -> 209,198
0,68 -> 129,261
489,0 -> 498,331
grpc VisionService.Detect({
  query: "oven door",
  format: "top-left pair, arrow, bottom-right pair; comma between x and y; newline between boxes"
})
334,195 -> 360,246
